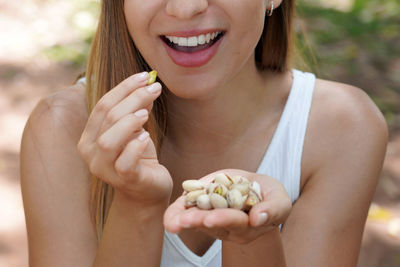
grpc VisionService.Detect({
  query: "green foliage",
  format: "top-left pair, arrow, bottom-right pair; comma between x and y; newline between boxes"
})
41,0 -> 99,67
296,0 -> 400,125
43,36 -> 93,67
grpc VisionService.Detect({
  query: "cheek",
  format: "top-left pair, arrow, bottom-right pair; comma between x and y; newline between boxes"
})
225,1 -> 265,67
231,1 -> 266,48
124,1 -> 158,52
124,1 -> 165,72
124,2 -> 145,41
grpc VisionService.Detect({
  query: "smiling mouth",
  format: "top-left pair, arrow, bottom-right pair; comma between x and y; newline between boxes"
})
160,31 -> 225,53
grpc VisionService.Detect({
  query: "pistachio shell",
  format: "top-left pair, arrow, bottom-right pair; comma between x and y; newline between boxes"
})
196,194 -> 212,210
210,193 -> 228,209
185,190 -> 205,207
206,182 -> 216,194
250,181 -> 262,200
226,188 -> 245,209
207,183 -> 227,196
182,180 -> 205,192
243,191 -> 261,212
231,175 -> 250,185
212,173 -> 233,187
212,183 -> 228,196
229,183 -> 250,196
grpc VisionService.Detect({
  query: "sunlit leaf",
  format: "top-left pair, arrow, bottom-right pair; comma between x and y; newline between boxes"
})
368,204 -> 393,222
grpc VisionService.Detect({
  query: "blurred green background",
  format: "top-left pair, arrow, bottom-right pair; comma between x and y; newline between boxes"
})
0,0 -> 399,266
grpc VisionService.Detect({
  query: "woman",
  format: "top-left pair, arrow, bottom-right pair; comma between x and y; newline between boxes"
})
20,0 -> 388,266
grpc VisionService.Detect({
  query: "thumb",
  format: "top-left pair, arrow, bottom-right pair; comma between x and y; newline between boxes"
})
248,192 -> 292,227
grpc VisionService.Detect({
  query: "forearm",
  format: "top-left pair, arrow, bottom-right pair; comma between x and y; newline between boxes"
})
93,192 -> 168,267
222,228 -> 286,267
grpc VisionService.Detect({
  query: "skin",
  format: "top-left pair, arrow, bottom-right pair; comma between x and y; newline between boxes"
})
20,0 -> 388,266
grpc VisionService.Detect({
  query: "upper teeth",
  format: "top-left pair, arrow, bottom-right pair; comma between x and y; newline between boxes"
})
165,31 -> 222,47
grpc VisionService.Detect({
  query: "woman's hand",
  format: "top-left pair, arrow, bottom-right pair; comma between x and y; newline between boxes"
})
77,72 -> 173,204
164,169 -> 292,244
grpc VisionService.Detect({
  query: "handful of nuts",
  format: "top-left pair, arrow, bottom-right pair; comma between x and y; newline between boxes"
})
182,173 -> 262,212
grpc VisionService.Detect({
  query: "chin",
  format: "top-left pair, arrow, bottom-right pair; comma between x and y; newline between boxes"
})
163,78 -> 219,100
155,70 -> 219,99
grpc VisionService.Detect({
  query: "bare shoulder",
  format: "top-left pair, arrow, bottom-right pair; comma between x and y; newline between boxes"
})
26,82 -> 89,141
301,78 -> 389,186
22,82 -> 89,178
314,78 -> 386,121
21,82 -> 96,266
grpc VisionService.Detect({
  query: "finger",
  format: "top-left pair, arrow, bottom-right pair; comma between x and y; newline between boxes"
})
203,208 -> 249,229
99,82 -> 162,134
81,72 -> 149,144
179,208 -> 211,229
164,196 -> 186,233
88,151 -> 121,185
248,191 -> 292,227
97,110 -> 149,157
114,130 -> 151,178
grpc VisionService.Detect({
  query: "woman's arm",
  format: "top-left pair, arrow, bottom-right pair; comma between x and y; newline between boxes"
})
222,228 -> 286,267
93,193 -> 167,267
21,81 -> 169,267
21,89 -> 98,267
280,83 -> 388,266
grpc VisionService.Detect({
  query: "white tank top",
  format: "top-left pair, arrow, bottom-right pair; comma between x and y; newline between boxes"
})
77,68 -> 316,267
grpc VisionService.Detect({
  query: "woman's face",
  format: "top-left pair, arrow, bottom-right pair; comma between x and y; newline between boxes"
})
124,0 -> 270,99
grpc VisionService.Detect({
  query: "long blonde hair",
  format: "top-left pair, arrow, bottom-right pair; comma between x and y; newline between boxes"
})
86,0 -> 296,241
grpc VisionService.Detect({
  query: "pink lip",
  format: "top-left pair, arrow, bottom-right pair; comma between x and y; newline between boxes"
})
161,34 -> 224,68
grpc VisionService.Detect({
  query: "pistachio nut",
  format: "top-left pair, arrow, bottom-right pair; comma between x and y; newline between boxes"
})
231,175 -> 250,185
250,181 -> 262,200
185,190 -> 206,208
147,70 -> 158,85
229,183 -> 250,196
212,173 -> 233,187
206,182 -> 215,194
226,188 -> 245,210
210,193 -> 228,209
196,194 -> 212,210
243,191 -> 261,212
182,180 -> 205,192
207,183 -> 228,197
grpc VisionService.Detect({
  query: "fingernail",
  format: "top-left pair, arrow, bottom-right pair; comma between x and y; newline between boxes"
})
179,216 -> 191,228
138,131 -> 149,141
204,220 -> 213,228
147,83 -> 161,94
182,223 -> 191,228
137,72 -> 149,80
134,109 -> 148,117
256,213 -> 268,227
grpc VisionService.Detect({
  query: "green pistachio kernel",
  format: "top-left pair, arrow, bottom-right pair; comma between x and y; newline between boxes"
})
147,70 -> 158,85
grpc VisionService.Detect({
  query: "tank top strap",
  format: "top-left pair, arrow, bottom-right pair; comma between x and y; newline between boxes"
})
77,76 -> 86,85
256,69 -> 316,203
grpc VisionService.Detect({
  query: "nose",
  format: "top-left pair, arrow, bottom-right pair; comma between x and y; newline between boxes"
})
166,0 -> 208,20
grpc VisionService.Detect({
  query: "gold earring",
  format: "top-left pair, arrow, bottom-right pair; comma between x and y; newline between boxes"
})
267,0 -> 274,16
